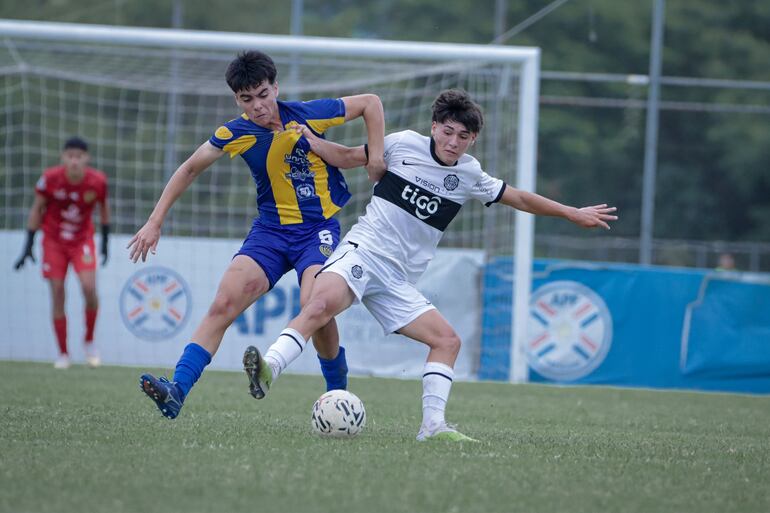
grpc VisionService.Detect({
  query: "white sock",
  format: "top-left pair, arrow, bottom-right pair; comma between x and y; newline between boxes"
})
264,328 -> 307,381
421,361 -> 454,431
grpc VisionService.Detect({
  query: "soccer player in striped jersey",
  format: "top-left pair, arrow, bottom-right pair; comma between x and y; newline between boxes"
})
129,51 -> 385,419
245,89 -> 617,441
14,137 -> 110,369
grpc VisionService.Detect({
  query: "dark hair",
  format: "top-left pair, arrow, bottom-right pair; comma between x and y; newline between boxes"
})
63,136 -> 88,152
431,89 -> 484,134
225,51 -> 278,93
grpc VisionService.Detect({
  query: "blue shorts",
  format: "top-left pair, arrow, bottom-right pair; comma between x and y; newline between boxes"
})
236,217 -> 341,289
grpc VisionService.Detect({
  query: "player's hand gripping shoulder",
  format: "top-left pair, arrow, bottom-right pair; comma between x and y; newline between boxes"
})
291,124 -> 371,173
127,220 -> 161,263
364,152 -> 386,182
340,94 -> 386,182
567,204 -> 618,230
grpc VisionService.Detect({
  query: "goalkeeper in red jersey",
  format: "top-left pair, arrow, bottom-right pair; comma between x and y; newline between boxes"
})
14,137 -> 110,369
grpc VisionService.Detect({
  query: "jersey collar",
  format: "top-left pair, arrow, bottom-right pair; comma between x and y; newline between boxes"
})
430,137 -> 458,167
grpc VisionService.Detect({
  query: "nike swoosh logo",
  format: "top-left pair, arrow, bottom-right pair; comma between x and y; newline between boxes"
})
402,160 -> 419,166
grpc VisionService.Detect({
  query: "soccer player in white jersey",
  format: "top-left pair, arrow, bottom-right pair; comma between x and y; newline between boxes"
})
243,89 -> 618,441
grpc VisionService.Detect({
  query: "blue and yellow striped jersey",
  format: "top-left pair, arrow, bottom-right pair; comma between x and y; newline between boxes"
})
209,98 -> 350,226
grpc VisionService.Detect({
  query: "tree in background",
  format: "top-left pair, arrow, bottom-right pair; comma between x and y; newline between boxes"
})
2,0 -> 768,244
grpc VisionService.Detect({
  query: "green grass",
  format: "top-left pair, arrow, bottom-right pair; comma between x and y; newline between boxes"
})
1,361 -> 769,513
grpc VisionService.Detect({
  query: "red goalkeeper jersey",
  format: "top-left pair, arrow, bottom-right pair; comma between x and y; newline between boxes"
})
35,166 -> 108,245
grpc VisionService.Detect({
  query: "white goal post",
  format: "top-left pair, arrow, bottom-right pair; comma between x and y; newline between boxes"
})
0,19 -> 539,383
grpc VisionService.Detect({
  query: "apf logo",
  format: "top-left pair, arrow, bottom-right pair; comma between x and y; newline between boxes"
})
120,267 -> 192,341
526,281 -> 612,381
400,184 -> 441,220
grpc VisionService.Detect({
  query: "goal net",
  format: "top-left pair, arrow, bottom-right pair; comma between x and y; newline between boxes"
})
0,20 -> 539,381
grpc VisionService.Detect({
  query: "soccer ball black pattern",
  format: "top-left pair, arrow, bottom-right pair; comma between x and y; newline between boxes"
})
311,389 -> 366,438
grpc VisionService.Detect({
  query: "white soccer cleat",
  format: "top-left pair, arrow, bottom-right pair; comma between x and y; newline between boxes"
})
85,345 -> 101,368
54,354 -> 71,370
416,422 -> 478,442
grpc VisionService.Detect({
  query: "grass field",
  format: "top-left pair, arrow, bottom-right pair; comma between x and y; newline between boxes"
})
1,361 -> 768,513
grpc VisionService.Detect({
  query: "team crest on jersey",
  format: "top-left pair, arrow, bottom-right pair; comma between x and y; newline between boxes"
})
443,174 -> 459,191
297,183 -> 315,199
83,190 -> 97,203
120,267 -> 192,341
319,244 -> 333,257
526,280 -> 613,381
351,265 -> 363,279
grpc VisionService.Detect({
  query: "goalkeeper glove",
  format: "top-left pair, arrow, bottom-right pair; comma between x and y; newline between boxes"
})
101,224 -> 110,266
13,230 -> 36,270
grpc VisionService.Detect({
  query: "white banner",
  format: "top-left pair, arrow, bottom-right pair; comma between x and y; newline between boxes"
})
1,230 -> 484,380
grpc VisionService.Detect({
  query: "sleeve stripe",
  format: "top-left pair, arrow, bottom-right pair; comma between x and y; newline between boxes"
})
485,182 -> 507,207
222,135 -> 257,158
306,116 -> 345,135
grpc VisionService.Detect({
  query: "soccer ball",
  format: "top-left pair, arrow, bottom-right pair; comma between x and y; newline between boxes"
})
311,389 -> 366,438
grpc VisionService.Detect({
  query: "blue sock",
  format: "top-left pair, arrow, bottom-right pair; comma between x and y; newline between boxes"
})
318,346 -> 348,391
173,343 -> 212,399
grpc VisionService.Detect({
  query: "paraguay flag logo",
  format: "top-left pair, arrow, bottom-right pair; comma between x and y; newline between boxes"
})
120,267 -> 192,341
526,281 -> 612,381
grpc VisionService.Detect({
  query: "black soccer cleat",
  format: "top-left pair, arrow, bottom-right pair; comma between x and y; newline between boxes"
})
243,346 -> 272,400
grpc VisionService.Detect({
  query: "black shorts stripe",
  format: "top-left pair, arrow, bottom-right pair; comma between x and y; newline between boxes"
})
282,331 -> 304,351
423,371 -> 453,382
314,248 -> 353,278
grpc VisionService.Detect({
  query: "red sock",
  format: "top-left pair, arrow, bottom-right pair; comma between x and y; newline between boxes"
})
85,308 -> 98,343
53,316 -> 68,355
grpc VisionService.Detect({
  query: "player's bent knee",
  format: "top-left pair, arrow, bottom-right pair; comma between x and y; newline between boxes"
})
207,294 -> 240,323
302,297 -> 335,327
434,333 -> 462,355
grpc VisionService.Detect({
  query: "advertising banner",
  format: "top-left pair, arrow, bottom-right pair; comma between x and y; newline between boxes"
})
481,258 -> 770,393
1,231 -> 484,381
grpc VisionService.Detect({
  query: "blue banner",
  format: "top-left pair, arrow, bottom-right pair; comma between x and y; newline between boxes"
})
480,258 -> 770,394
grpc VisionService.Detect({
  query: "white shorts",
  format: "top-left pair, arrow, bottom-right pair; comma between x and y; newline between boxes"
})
319,242 -> 436,334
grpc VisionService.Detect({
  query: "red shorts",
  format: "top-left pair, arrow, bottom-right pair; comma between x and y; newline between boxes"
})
42,236 -> 97,280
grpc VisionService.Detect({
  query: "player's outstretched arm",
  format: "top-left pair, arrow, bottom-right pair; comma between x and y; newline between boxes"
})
341,94 -> 386,181
500,185 -> 618,230
292,124 -> 367,170
127,142 -> 224,262
14,193 -> 46,270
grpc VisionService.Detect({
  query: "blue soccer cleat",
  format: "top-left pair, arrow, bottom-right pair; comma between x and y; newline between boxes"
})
140,373 -> 184,419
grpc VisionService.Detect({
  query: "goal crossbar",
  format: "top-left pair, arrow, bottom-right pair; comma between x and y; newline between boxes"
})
0,19 -> 538,63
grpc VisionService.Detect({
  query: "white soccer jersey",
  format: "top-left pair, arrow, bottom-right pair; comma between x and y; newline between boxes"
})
343,130 -> 506,283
